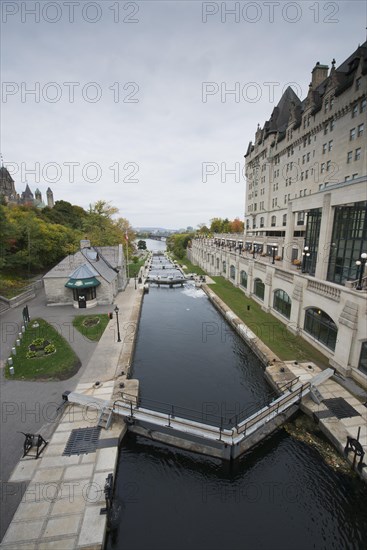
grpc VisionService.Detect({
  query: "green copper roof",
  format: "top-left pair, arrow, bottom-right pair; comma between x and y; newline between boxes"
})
65,277 -> 100,289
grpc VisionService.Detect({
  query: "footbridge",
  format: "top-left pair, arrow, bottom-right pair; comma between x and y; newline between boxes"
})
64,368 -> 334,460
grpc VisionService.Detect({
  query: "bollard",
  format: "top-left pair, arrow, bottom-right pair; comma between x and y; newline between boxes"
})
8,357 -> 13,366
9,366 -> 14,375
16,339 -> 21,347
19,332 -> 22,339
12,346 -> 16,356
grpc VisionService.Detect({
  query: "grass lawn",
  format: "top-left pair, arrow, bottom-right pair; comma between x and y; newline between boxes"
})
208,277 -> 330,369
72,314 -> 110,342
169,253 -> 207,275
128,255 -> 148,278
5,318 -> 81,380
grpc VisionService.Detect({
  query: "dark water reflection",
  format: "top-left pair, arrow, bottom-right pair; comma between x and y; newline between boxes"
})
132,283 -> 273,425
107,432 -> 367,550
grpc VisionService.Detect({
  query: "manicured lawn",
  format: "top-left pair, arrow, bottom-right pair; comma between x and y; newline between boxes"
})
5,318 -> 81,380
208,277 -> 330,369
72,314 -> 110,342
128,255 -> 148,278
169,253 -> 207,275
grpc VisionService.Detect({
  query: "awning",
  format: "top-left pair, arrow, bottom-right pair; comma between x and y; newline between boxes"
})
65,277 -> 101,289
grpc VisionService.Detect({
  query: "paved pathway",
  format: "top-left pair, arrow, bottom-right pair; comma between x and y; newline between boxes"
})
0,282 -> 143,547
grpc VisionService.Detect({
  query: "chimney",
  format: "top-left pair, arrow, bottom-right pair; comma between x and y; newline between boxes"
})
80,239 -> 90,249
311,62 -> 329,90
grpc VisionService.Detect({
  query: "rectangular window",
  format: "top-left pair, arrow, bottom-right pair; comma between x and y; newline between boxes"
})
330,97 -> 334,110
350,128 -> 356,140
352,103 -> 358,118
324,99 -> 328,112
355,77 -> 361,91
326,160 -> 331,172
330,120 -> 334,131
305,170 -> 309,179
307,152 -> 310,162
328,140 -> 333,151
322,143 -> 327,154
352,174 -> 358,180
301,172 -> 304,181
324,124 -> 328,135
361,98 -> 366,113
355,148 -> 361,161
344,176 -> 351,182
321,163 -> 325,173
347,151 -> 353,163
302,155 -> 305,164
358,123 -> 364,137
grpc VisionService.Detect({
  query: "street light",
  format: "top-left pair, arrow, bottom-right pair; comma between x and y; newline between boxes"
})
302,246 -> 310,273
355,252 -> 367,290
272,245 -> 278,265
134,275 -> 137,289
114,305 -> 121,342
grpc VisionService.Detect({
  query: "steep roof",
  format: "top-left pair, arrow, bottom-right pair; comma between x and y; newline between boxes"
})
44,246 -> 119,284
69,263 -> 99,279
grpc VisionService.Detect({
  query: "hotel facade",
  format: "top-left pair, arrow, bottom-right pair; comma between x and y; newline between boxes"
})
190,41 -> 367,388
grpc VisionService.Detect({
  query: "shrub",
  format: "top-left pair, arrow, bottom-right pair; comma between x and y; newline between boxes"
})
44,344 -> 56,355
26,350 -> 37,359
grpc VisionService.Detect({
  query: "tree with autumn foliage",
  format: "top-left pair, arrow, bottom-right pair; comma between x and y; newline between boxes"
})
209,217 -> 244,234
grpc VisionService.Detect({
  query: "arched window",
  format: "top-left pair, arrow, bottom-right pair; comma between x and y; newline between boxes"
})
271,215 -> 276,227
273,289 -> 291,319
304,308 -> 337,351
240,270 -> 248,288
230,265 -> 235,280
222,261 -> 227,273
254,278 -> 265,300
216,258 -> 219,269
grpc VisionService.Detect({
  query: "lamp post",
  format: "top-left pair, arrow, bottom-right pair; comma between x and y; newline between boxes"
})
114,305 -> 121,342
252,245 -> 257,259
302,246 -> 310,273
355,252 -> 367,290
272,245 -> 278,265
134,275 -> 137,290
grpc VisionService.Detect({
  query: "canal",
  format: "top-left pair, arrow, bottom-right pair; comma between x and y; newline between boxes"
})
106,241 -> 367,550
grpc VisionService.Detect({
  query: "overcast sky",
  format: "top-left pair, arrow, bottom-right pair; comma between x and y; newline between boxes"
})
1,0 -> 366,229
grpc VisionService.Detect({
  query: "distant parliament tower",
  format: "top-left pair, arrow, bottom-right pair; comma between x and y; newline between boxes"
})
0,165 -> 54,209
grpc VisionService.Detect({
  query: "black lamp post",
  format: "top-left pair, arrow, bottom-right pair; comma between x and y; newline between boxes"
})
272,245 -> 278,265
134,275 -> 137,289
302,246 -> 310,273
114,305 -> 121,342
355,252 -> 367,290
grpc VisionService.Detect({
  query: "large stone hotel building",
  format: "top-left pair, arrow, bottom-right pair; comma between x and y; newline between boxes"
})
190,41 -> 367,387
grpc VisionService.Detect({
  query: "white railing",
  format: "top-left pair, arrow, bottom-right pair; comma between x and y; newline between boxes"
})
307,280 -> 341,302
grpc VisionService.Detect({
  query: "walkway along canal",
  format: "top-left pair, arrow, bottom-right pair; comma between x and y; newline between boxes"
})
106,250 -> 367,550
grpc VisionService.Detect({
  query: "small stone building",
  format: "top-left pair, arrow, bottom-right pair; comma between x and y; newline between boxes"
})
43,241 -> 127,308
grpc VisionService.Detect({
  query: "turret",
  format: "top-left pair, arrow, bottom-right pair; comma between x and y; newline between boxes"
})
46,187 -> 54,208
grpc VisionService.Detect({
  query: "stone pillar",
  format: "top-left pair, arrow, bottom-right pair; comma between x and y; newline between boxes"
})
315,193 -> 334,280
283,201 -> 297,270
330,300 -> 358,375
290,275 -> 304,334
262,269 -> 273,312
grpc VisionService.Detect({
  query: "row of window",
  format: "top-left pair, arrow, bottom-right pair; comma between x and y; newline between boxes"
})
347,148 -> 362,163
351,98 -> 366,118
239,274 -> 338,351
350,124 -> 364,140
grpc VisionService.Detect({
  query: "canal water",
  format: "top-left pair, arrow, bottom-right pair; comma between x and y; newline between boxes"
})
106,242 -> 367,550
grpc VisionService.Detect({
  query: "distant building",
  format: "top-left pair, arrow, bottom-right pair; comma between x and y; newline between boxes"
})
0,165 -> 54,208
43,240 -> 127,308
